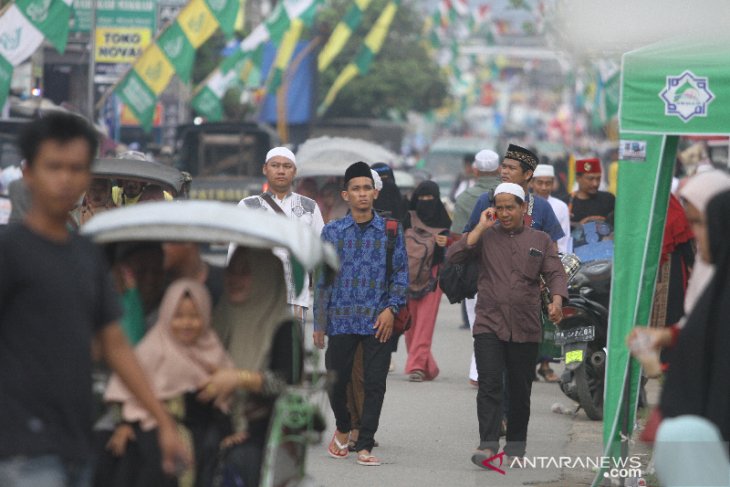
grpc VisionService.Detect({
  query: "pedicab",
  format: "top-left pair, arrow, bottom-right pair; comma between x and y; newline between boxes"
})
82,200 -> 338,487
92,156 -> 192,199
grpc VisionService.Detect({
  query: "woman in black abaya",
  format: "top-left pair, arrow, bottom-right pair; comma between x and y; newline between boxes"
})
654,190 -> 730,487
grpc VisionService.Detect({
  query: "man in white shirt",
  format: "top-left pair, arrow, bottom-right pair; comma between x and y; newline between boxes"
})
531,164 -> 572,254
232,147 -> 325,327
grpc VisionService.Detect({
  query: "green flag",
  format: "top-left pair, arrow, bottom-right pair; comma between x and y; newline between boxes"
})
15,0 -> 73,53
0,56 -> 13,111
157,23 -> 196,83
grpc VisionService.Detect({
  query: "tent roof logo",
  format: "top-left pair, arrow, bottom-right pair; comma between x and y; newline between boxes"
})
660,70 -> 714,122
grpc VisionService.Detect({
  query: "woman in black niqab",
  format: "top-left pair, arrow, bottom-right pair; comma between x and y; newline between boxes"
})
401,179 -> 453,382
404,180 -> 451,266
660,189 -> 730,442
371,162 -> 407,221
408,180 -> 452,229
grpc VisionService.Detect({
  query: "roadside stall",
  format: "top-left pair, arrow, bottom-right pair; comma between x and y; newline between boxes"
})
600,37 -> 730,484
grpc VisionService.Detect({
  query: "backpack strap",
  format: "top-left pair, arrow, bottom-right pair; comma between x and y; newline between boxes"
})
385,218 -> 399,283
524,193 -> 535,228
261,192 -> 286,216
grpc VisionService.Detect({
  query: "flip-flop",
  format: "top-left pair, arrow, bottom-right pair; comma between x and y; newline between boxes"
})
327,431 -> 349,459
357,453 -> 382,466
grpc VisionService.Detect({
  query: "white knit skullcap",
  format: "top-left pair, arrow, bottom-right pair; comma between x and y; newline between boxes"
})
265,147 -> 296,165
371,169 -> 383,191
473,149 -> 500,172
494,182 -> 526,201
533,164 -> 555,178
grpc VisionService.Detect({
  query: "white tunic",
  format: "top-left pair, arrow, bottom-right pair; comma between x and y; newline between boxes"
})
231,192 -> 325,308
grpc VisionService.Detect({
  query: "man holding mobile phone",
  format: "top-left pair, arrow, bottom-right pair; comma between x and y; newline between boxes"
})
446,183 -> 568,469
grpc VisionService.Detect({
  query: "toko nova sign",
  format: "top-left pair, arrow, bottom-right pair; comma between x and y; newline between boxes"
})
660,70 -> 714,122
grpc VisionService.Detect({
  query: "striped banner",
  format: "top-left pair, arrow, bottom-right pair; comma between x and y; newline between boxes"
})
114,0 -> 239,130
317,0 -> 373,72
318,0 -> 400,116
267,18 -> 304,93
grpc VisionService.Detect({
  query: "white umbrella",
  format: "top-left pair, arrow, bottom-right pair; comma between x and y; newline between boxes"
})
296,136 -> 400,178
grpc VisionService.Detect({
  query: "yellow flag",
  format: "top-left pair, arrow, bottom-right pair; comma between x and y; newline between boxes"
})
134,44 -> 175,94
275,19 -> 303,71
178,0 -> 219,48
364,2 -> 397,53
234,0 -> 246,32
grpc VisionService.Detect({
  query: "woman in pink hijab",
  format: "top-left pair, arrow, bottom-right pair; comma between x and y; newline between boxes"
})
98,278 -> 234,487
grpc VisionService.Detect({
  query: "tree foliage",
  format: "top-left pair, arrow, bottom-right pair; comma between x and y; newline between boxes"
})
317,0 -> 448,119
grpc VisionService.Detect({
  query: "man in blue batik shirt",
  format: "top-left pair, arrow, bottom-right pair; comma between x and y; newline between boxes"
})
463,145 -> 564,241
314,161 -> 408,467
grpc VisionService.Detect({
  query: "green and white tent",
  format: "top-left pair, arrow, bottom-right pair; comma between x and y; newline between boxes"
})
599,36 -> 730,483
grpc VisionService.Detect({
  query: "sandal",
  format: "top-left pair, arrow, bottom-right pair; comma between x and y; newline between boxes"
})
537,367 -> 559,383
327,431 -> 349,459
357,453 -> 382,466
408,370 -> 425,382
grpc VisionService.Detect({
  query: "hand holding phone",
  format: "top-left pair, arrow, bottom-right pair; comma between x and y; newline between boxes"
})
479,207 -> 497,228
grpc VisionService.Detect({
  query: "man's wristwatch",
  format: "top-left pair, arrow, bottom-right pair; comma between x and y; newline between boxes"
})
388,305 -> 399,316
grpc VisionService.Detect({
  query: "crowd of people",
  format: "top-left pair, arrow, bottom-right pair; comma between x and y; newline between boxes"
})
2,110 -> 730,486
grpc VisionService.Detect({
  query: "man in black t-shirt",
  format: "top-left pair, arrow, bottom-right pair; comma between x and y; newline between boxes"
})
0,113 -> 188,486
569,158 -> 616,225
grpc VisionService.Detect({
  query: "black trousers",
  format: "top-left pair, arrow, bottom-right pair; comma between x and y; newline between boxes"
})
474,332 -> 538,457
325,334 -> 391,452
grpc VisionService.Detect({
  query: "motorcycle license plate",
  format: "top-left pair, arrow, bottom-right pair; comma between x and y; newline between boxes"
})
554,326 -> 595,346
565,349 -> 584,365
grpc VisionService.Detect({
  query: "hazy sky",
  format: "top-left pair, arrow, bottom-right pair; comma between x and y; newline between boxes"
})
554,0 -> 730,56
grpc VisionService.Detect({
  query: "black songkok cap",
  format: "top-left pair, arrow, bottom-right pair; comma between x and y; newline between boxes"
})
505,144 -> 538,172
344,161 -> 374,188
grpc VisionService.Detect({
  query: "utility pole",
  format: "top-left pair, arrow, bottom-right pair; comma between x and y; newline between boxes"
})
86,0 -> 97,121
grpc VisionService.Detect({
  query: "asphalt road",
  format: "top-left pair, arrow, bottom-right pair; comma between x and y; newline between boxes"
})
303,295 -> 610,487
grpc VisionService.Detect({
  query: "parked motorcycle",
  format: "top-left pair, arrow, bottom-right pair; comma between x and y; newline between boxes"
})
554,256 -> 611,420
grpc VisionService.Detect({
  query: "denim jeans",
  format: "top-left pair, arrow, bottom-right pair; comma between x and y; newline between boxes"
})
0,455 -> 91,487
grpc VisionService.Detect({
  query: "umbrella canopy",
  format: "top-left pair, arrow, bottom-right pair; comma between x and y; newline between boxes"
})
296,136 -> 399,178
81,200 -> 339,275
93,158 -> 190,196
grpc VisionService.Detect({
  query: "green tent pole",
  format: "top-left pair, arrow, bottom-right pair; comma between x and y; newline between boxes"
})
594,134 -> 677,485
